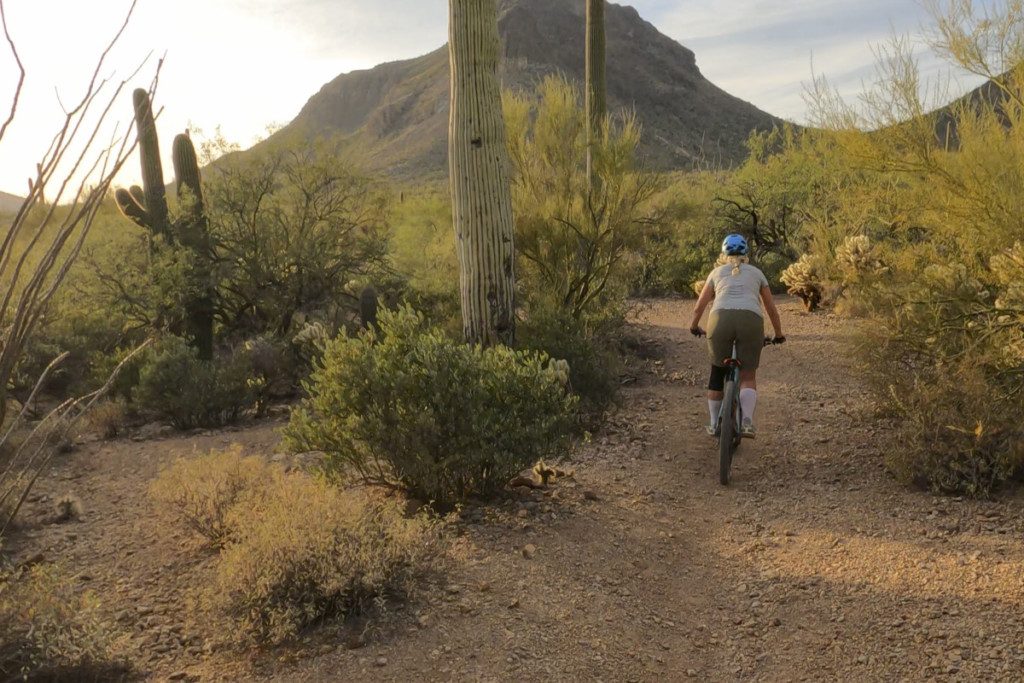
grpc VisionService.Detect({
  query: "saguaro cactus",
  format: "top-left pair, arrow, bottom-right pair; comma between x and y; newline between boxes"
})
129,88 -> 171,238
115,89 -> 214,359
448,0 -> 517,347
585,0 -> 606,188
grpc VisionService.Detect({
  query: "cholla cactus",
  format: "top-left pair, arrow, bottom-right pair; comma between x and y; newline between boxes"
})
546,358 -> 571,387
835,235 -> 886,281
991,242 -> 1024,311
780,253 -> 825,312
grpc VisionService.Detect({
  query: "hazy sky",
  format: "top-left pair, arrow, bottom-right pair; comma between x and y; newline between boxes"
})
0,0 -> 998,196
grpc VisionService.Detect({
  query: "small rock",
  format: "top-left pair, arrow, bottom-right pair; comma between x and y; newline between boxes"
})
167,672 -> 189,681
478,582 -> 491,593
583,490 -> 600,501
346,637 -> 365,650
522,544 -> 537,559
375,657 -> 388,667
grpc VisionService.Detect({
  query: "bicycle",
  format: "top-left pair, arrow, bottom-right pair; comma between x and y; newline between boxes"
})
693,330 -> 783,485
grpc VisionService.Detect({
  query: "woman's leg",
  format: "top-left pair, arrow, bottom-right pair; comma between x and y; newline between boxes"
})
706,365 -> 727,431
739,368 -> 757,435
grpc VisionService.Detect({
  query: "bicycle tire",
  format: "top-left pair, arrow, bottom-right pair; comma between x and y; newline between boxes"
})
719,378 -> 737,485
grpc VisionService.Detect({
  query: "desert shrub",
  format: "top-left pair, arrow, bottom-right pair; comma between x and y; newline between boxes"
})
518,299 -> 621,419
0,562 -> 123,681
82,399 -> 128,440
136,337 -> 254,430
204,478 -> 445,646
284,307 -> 576,505
149,445 -> 280,548
857,257 -> 1024,495
881,366 -> 1023,496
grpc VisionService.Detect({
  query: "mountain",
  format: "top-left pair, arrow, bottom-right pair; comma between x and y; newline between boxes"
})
930,71 -> 1019,149
0,191 -> 24,215
261,0 -> 784,180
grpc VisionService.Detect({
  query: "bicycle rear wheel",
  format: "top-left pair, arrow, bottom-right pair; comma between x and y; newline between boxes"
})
719,378 -> 737,485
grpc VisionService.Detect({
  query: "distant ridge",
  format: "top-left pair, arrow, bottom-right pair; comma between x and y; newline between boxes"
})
0,190 -> 23,215
259,0 -> 784,180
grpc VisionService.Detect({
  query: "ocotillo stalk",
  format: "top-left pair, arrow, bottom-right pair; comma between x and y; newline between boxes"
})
448,0 -> 517,347
585,0 -> 606,190
132,88 -> 170,238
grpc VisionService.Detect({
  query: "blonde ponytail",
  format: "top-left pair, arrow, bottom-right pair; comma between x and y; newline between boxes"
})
713,253 -> 750,275
728,254 -> 748,275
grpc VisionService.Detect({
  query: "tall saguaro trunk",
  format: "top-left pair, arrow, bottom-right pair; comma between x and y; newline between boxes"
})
585,0 -> 606,188
448,0 -> 517,347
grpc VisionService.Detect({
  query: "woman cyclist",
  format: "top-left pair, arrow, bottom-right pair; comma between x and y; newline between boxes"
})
689,234 -> 784,438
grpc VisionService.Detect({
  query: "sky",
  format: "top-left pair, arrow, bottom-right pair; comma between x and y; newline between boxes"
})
0,0 -> 1002,196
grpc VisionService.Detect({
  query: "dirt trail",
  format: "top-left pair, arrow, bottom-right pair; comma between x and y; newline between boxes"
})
8,297 -> 1024,682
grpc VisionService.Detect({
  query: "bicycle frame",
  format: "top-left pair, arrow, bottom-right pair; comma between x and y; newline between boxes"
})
716,341 -> 744,485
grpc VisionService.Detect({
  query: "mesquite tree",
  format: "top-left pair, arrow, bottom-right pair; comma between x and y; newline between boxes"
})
448,0 -> 516,347
585,0 -> 606,187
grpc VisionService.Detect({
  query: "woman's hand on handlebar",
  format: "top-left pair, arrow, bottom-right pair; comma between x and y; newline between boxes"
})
763,335 -> 786,346
690,326 -> 705,338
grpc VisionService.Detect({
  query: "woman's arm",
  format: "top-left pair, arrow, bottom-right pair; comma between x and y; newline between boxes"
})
690,281 -> 714,332
760,285 -> 784,338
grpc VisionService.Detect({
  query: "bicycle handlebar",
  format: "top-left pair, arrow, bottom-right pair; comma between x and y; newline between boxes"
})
691,327 -> 784,346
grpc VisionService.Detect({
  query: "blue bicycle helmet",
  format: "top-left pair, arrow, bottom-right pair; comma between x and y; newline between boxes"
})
721,233 -> 748,256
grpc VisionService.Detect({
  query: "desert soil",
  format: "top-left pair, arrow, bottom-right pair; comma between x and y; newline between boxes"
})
6,297 -> 1024,682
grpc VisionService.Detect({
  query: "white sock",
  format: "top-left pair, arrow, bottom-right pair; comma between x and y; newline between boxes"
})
739,388 -> 756,423
708,399 -> 722,425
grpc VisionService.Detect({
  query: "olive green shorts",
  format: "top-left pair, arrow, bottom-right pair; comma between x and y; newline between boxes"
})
707,309 -> 765,369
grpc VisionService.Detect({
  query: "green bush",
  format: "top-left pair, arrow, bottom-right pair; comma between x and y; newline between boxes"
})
858,258 -> 1024,496
518,300 -> 621,419
284,307 -> 577,505
136,338 -> 254,430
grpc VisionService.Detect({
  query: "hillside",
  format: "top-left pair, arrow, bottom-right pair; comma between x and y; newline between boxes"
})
0,190 -> 23,215
261,0 -> 784,179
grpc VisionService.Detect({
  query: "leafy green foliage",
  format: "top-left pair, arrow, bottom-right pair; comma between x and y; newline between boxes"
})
504,76 -> 664,320
203,136 -> 392,340
780,2 -> 1024,495
284,307 -> 576,506
135,337 -> 254,430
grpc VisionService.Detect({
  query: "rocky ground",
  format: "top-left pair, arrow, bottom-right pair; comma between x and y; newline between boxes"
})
5,297 -> 1024,682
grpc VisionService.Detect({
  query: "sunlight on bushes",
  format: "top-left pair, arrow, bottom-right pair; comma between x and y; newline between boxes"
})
284,307 -> 577,506
149,446 -> 447,646
149,444 -> 280,548
0,561 -> 121,680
